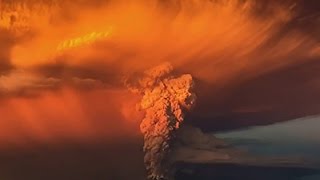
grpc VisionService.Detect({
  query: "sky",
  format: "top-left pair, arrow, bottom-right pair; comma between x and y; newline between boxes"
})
0,0 -> 319,148
216,115 -> 320,170
217,116 -> 320,144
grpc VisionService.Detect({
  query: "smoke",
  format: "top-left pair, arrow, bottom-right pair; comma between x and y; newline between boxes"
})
0,0 -> 318,158
125,63 -> 196,180
0,1 -> 318,179
0,70 -> 60,94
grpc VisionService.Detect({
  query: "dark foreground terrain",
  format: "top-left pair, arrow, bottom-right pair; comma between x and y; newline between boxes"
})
175,163 -> 320,180
0,141 -> 146,180
0,141 -> 319,180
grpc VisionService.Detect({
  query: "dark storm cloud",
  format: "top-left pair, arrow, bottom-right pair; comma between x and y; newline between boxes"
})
192,57 -> 320,132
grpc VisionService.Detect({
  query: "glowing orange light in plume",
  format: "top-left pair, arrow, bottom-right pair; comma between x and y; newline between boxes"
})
56,27 -> 114,52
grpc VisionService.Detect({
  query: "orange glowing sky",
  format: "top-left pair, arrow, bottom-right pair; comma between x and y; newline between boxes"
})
0,0 -> 319,148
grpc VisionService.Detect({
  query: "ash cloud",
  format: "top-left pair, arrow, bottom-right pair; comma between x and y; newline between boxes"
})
0,1 -> 319,180
0,70 -> 60,94
0,0 -> 319,149
125,63 -> 196,180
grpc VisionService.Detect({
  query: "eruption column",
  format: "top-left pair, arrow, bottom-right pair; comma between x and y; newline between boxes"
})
126,63 -> 196,180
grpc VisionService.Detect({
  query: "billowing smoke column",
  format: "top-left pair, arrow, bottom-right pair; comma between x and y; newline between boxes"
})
125,63 -> 196,180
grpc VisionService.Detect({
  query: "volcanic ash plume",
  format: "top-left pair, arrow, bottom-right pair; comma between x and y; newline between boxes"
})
125,63 -> 196,180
